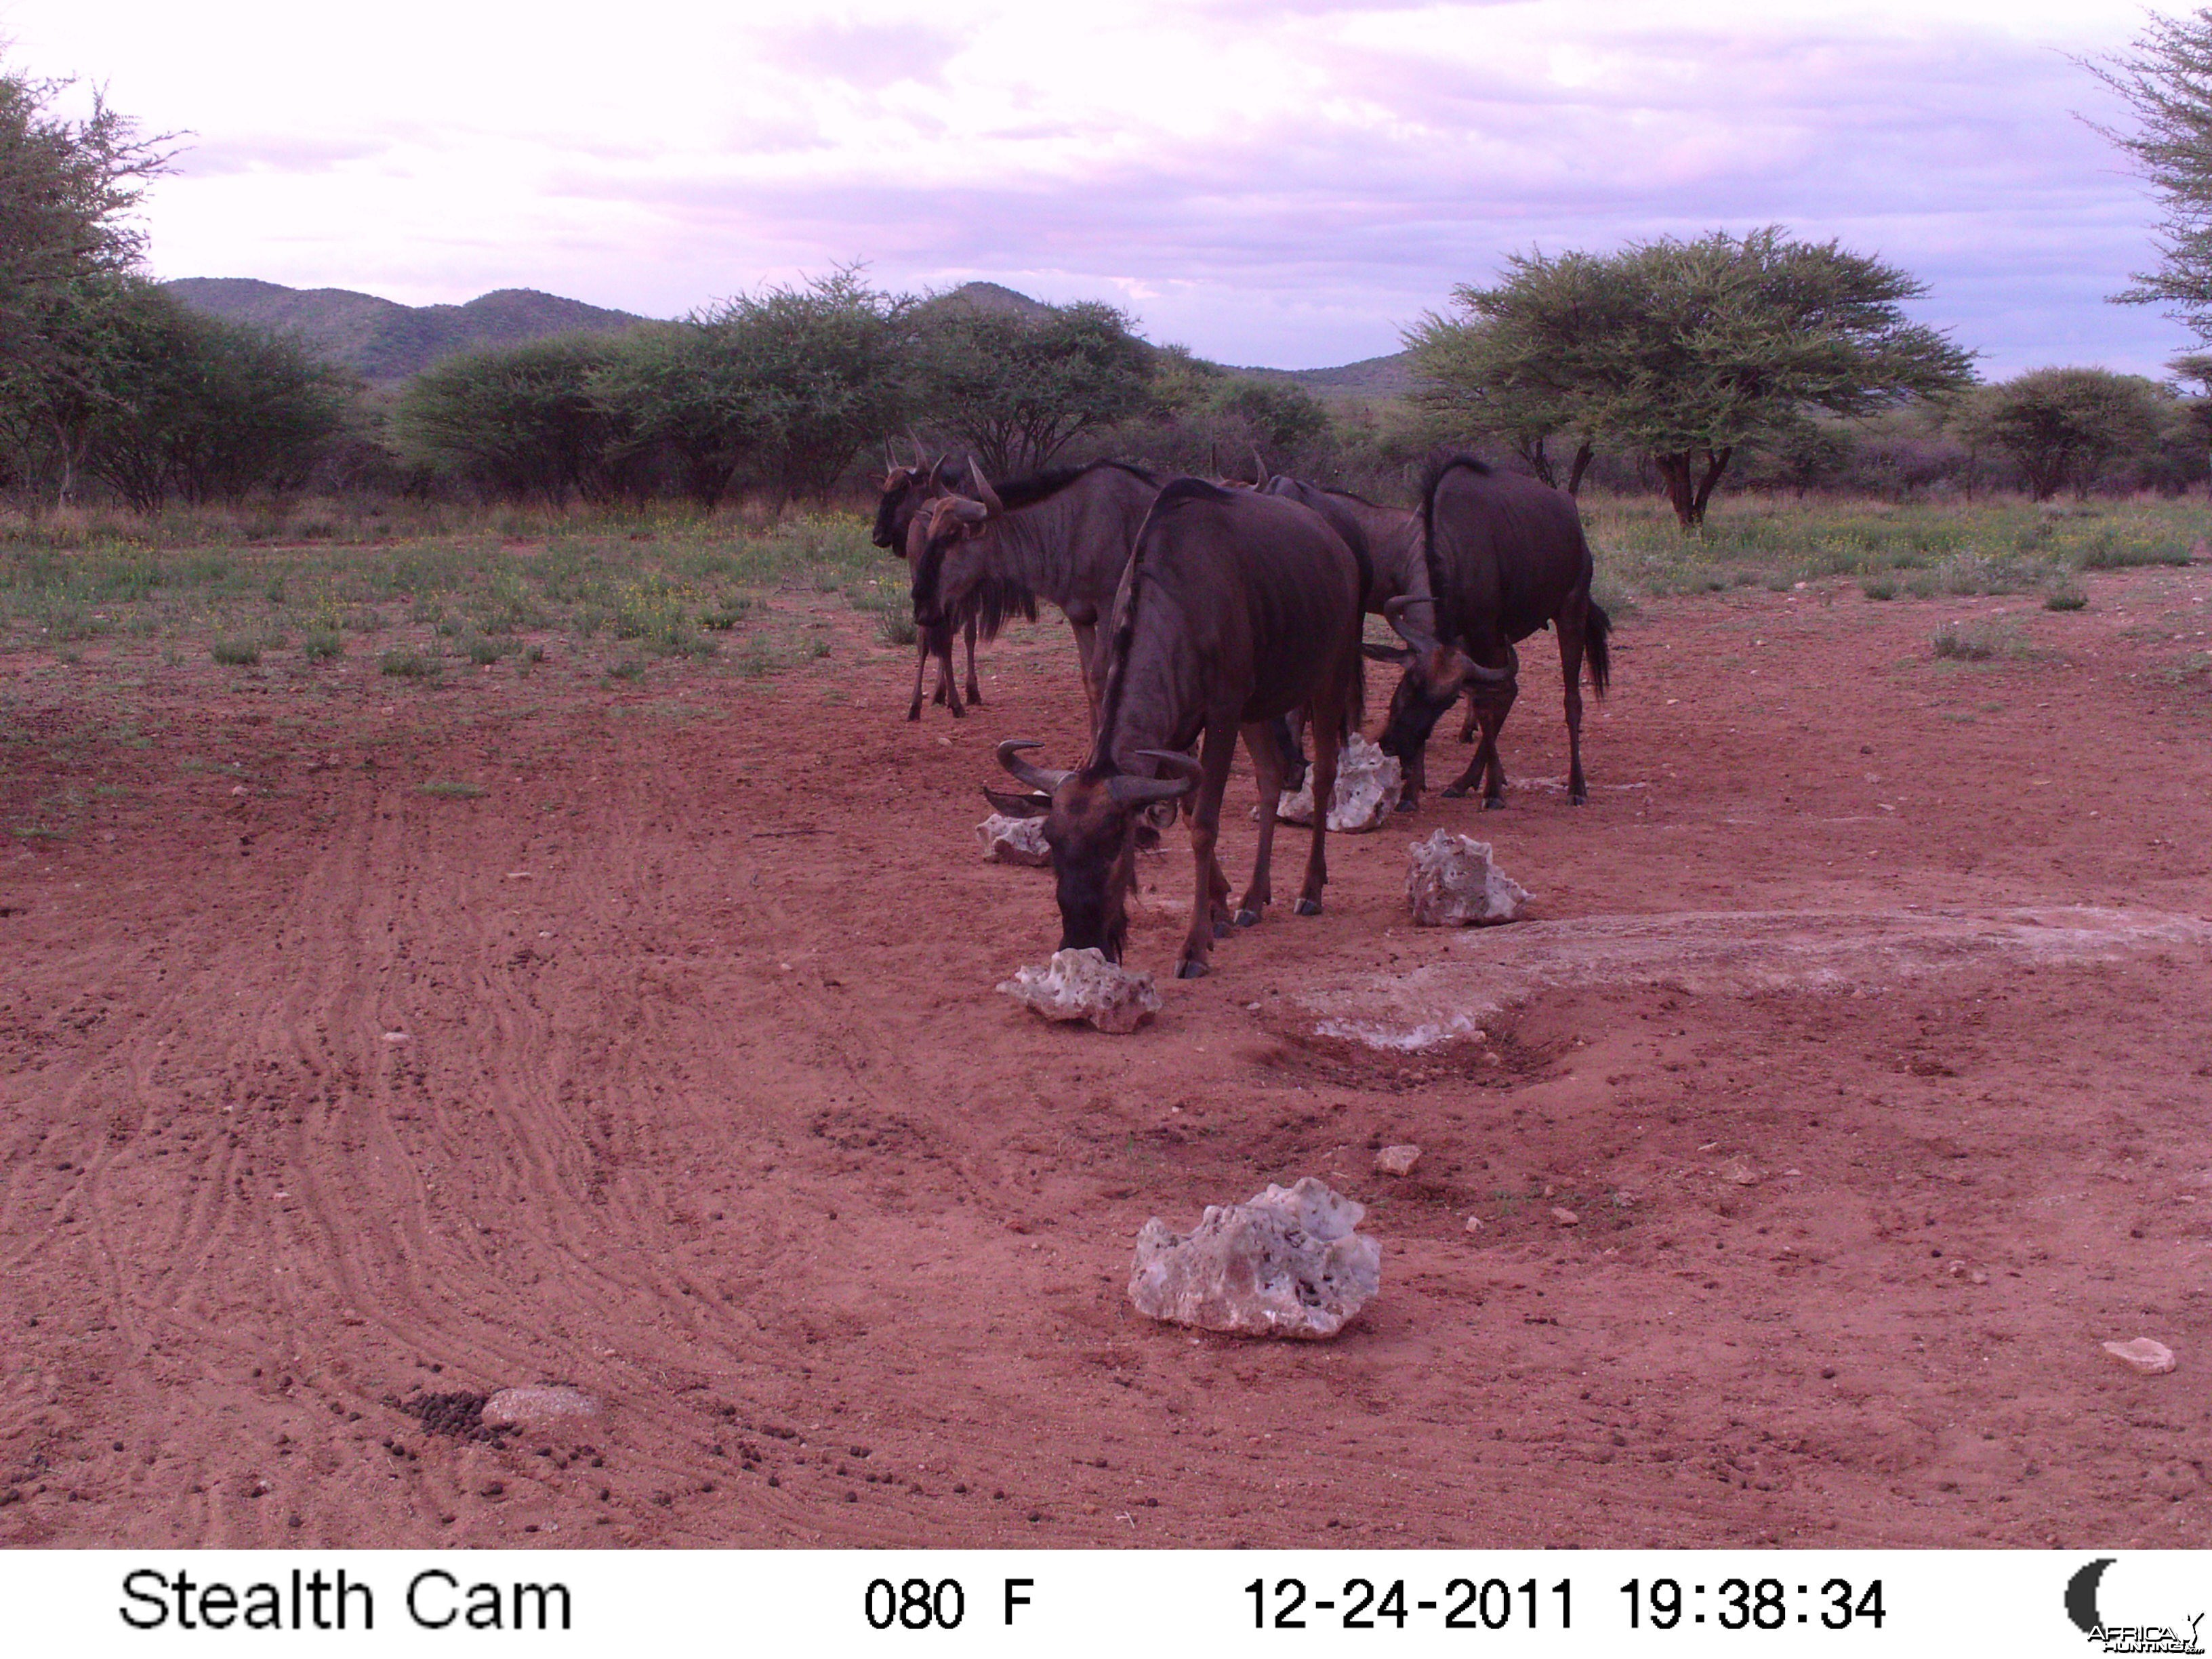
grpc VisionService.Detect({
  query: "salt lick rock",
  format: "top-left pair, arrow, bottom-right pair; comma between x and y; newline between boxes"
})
1373,1144 -> 1421,1177
1128,1177 -> 1380,1339
977,813 -> 1052,867
1275,733 -> 1402,834
998,947 -> 1162,1034
482,1385 -> 600,1427
1407,830 -> 1530,926
2102,1337 -> 2177,1375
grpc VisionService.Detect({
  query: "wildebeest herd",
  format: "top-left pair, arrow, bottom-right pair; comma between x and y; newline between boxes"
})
874,449 -> 1612,981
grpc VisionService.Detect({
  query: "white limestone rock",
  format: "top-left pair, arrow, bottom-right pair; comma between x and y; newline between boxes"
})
1373,1144 -> 1422,1176
1128,1177 -> 1380,1339
998,947 -> 1162,1035
1275,733 -> 1402,834
2103,1336 -> 2177,1376
482,1385 -> 600,1427
977,813 -> 1052,867
1407,830 -> 1529,926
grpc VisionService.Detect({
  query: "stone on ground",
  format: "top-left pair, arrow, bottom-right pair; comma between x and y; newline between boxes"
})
1373,1144 -> 1422,1176
2102,1336 -> 2177,1375
482,1385 -> 600,1427
999,947 -> 1162,1034
1129,1177 -> 1380,1339
1407,830 -> 1530,926
1275,733 -> 1402,834
977,813 -> 1052,867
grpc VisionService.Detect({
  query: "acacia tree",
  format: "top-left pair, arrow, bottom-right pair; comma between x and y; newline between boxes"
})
1407,248 -> 1616,492
588,323 -> 771,509
395,335 -> 643,505
2088,11 -> 2212,341
695,268 -> 916,508
0,64 -> 172,502
1955,368 -> 2168,500
1413,228 -> 1975,527
914,296 -> 1149,476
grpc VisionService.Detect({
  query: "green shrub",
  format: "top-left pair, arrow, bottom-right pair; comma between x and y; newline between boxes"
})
302,630 -> 344,661
2043,578 -> 2089,612
210,636 -> 261,665
878,609 -> 918,646
1860,575 -> 1897,600
380,649 -> 436,679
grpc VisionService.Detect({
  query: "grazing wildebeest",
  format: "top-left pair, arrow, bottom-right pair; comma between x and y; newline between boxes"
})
905,459 -> 1162,731
994,479 -> 1365,980
1372,454 -> 1612,808
871,452 -> 982,719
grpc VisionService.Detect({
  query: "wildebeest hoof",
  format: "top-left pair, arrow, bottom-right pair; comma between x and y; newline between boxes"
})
1482,796 -> 1506,811
906,707 -> 922,722
1212,920 -> 1231,939
1176,958 -> 1209,979
1394,796 -> 1418,813
1571,791 -> 1589,806
1440,784 -> 1470,800
1294,898 -> 1322,916
1233,907 -> 1261,927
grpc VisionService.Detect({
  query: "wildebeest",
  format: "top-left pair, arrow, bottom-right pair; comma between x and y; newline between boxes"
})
906,458 -> 1162,731
872,453 -> 982,719
1372,454 -> 1612,808
994,479 -> 1365,980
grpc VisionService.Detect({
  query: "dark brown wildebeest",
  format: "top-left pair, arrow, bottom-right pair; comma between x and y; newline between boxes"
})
1372,453 -> 1612,808
993,478 -> 1365,980
906,458 -> 1162,732
872,453 -> 982,719
1256,471 -> 1435,806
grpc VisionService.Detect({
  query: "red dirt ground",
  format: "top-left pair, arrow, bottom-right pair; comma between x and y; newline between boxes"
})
3,560 -> 2211,1550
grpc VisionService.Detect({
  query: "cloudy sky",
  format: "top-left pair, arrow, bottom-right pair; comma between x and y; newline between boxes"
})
5,0 -> 2187,375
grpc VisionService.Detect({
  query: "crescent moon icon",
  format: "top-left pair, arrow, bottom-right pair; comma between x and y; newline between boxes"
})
2066,1557 -> 2114,1635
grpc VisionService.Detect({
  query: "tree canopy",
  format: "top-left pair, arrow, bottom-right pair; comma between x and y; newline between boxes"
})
2089,10 -> 2212,341
1954,367 -> 2172,501
1410,228 -> 1977,526
913,295 -> 1149,476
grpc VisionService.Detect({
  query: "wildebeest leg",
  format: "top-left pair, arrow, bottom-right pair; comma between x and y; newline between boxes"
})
1235,720 -> 1287,925
1297,694 -> 1341,914
907,635 -> 930,720
963,615 -> 984,708
1070,619 -> 1101,733
1276,709 -> 1309,794
1556,595 -> 1590,804
1176,722 -> 1240,979
1457,700 -> 1479,742
939,628 -> 964,717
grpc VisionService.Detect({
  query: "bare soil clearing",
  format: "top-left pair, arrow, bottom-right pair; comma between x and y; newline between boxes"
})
3,563 -> 2211,1549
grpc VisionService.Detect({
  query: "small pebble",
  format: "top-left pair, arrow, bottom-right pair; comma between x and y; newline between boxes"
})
1463,1215 -> 1483,1233
1550,1206 -> 1579,1227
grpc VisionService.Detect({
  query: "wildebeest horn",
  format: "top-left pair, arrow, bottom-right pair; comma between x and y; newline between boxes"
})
966,459 -> 1004,516
1383,594 -> 1443,651
997,739 -> 1070,794
1250,446 -> 1269,487
907,432 -> 928,469
1107,748 -> 1200,806
926,453 -> 951,490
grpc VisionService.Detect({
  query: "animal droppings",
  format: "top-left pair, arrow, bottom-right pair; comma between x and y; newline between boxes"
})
1406,831 -> 1530,926
1274,733 -> 1402,834
1373,1144 -> 1422,1177
998,948 -> 1162,1034
2102,1337 -> 2177,1376
976,813 -> 1052,867
1128,1176 -> 1380,1340
482,1385 -> 602,1427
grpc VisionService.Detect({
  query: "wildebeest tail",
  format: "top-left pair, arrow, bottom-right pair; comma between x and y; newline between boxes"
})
1585,600 -> 1612,697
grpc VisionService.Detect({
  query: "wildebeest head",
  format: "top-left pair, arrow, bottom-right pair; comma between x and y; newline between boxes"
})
907,462 -> 1006,630
1367,596 -> 1511,766
998,739 -> 1195,963
872,444 -> 951,551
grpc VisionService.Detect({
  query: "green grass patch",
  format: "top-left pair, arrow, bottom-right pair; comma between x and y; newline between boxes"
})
379,649 -> 437,679
209,637 -> 262,666
302,630 -> 344,661
419,780 -> 485,799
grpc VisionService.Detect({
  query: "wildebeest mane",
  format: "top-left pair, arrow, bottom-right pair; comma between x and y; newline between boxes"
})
1090,477 -> 1223,758
988,457 -> 1161,511
1418,452 -> 1492,629
952,575 -> 1040,642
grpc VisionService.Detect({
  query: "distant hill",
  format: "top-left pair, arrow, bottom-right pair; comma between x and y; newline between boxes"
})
1231,352 -> 1416,402
161,279 -> 651,383
162,276 -> 1417,396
